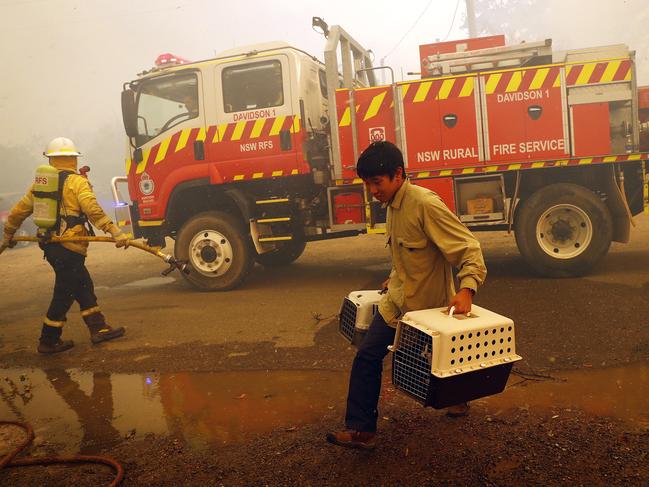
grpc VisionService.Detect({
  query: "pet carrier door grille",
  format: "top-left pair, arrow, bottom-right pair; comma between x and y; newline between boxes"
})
392,324 -> 433,402
339,298 -> 358,343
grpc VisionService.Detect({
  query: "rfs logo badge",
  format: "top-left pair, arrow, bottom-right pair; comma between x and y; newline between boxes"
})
369,127 -> 386,143
139,172 -> 155,196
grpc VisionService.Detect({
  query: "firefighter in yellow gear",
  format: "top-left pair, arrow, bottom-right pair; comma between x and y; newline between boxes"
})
0,137 -> 130,354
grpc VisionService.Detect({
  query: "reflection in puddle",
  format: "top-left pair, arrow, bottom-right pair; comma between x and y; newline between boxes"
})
0,363 -> 647,454
481,362 -> 649,429
0,369 -> 347,454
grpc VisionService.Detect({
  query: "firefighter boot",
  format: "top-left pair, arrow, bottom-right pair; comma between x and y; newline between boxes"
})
38,324 -> 74,354
83,310 -> 126,344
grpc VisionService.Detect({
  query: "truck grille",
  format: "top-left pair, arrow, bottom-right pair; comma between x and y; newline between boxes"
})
393,324 -> 432,403
339,298 -> 357,343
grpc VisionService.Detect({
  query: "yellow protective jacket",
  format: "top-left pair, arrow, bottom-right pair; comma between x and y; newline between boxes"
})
3,162 -> 118,256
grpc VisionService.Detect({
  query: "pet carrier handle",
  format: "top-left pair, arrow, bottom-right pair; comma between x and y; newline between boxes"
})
447,306 -> 471,318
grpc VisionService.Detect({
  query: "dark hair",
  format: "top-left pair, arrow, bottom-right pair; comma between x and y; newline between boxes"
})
356,141 -> 405,180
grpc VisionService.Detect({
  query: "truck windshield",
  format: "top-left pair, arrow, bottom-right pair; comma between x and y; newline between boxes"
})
135,73 -> 198,144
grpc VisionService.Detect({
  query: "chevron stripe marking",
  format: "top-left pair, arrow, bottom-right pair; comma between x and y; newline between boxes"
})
603,156 -> 618,162
437,79 -> 455,100
440,170 -> 452,176
531,162 -> 545,169
576,62 -> 597,85
125,158 -> 132,174
252,172 -> 263,179
154,137 -> 171,164
364,91 -> 387,121
485,73 -> 502,94
272,170 -> 283,177
459,77 -> 474,97
413,81 -> 432,103
529,68 -> 549,90
233,175 -> 244,181
270,116 -> 286,135
578,158 -> 593,165
485,166 -> 498,172
290,116 -> 301,133
509,163 -> 522,170
231,121 -> 247,141
135,148 -> 151,174
291,169 -> 299,175
175,128 -> 191,152
196,127 -> 206,142
250,118 -> 266,139
505,71 -> 523,92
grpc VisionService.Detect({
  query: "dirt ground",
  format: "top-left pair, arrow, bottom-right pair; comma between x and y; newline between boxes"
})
1,216 -> 648,486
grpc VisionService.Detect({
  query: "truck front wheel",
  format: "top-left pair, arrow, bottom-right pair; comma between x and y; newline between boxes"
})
514,183 -> 612,277
175,211 -> 253,291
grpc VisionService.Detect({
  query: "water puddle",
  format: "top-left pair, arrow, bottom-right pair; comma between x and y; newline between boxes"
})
0,363 -> 646,455
0,369 -> 347,454
480,362 -> 649,428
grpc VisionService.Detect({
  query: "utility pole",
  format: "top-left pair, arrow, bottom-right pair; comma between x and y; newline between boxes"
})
466,0 -> 477,38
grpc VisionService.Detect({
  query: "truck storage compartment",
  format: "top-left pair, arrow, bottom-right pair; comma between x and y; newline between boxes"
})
455,174 -> 506,224
400,75 -> 481,171
481,65 -> 567,163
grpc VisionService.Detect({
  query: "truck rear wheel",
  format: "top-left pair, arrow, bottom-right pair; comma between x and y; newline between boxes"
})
514,183 -> 612,277
175,211 -> 253,291
255,239 -> 306,267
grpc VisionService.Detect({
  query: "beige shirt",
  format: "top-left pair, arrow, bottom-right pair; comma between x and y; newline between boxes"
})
378,180 -> 487,324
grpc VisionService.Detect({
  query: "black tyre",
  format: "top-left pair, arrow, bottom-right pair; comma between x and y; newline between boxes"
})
255,239 -> 306,267
175,211 -> 253,291
514,183 -> 612,277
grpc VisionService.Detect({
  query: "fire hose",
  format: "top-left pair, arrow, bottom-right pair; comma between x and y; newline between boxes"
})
0,421 -> 124,486
10,235 -> 190,277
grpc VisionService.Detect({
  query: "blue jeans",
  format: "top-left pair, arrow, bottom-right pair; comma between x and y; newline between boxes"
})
344,312 -> 396,432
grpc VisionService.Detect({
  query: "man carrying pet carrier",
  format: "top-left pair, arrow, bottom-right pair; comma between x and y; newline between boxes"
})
327,141 -> 487,450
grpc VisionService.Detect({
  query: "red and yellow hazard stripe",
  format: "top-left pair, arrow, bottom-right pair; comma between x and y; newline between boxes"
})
334,153 -> 649,186
566,58 -> 631,86
130,115 -> 301,175
401,76 -> 476,105
483,66 -> 562,95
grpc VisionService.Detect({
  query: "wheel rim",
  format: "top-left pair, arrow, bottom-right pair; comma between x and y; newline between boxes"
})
536,204 -> 593,260
188,230 -> 233,277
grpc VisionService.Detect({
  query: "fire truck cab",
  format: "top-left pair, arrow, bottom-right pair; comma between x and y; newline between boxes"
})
116,20 -> 648,291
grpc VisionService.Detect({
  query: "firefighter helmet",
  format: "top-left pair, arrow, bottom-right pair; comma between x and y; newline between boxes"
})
43,137 -> 81,157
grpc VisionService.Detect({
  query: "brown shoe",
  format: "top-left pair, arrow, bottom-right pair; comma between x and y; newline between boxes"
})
90,326 -> 126,344
446,401 -> 470,417
326,430 -> 376,450
38,339 -> 74,354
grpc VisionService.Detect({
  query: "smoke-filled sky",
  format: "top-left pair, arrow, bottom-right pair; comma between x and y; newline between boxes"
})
1,0 -> 647,167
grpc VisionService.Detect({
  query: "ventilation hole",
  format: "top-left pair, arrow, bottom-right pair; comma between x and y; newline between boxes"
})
451,347 -> 456,353
492,351 -> 496,356
492,340 -> 496,345
459,346 -> 464,351
476,343 -> 480,348
508,326 -> 512,331
451,359 -> 455,365
468,344 -> 472,350
500,349 -> 504,354
492,329 -> 497,334
485,330 -> 489,335
452,336 -> 456,342
508,337 -> 512,342
468,333 -> 473,338
467,356 -> 472,361
500,338 -> 504,344
459,357 -> 464,363
483,352 -> 488,358
484,341 -> 488,346
477,331 -> 481,337
507,348 -> 511,353
460,334 -> 465,340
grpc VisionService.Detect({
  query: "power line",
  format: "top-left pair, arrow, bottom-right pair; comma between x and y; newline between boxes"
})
382,0 -> 434,61
441,0 -> 462,42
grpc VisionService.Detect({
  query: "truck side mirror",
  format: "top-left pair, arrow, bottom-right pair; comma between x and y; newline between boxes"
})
121,89 -> 138,139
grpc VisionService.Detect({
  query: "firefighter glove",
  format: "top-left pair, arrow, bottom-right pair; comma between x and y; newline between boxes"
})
113,232 -> 130,249
0,234 -> 16,256
108,225 -> 130,249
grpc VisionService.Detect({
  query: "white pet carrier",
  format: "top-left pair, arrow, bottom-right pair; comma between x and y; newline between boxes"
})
338,290 -> 383,345
390,305 -> 522,408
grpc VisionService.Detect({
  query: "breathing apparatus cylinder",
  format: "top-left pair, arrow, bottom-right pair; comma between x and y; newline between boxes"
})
32,165 -> 60,229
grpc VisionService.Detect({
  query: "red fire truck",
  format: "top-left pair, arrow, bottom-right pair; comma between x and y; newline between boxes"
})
114,19 -> 648,291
